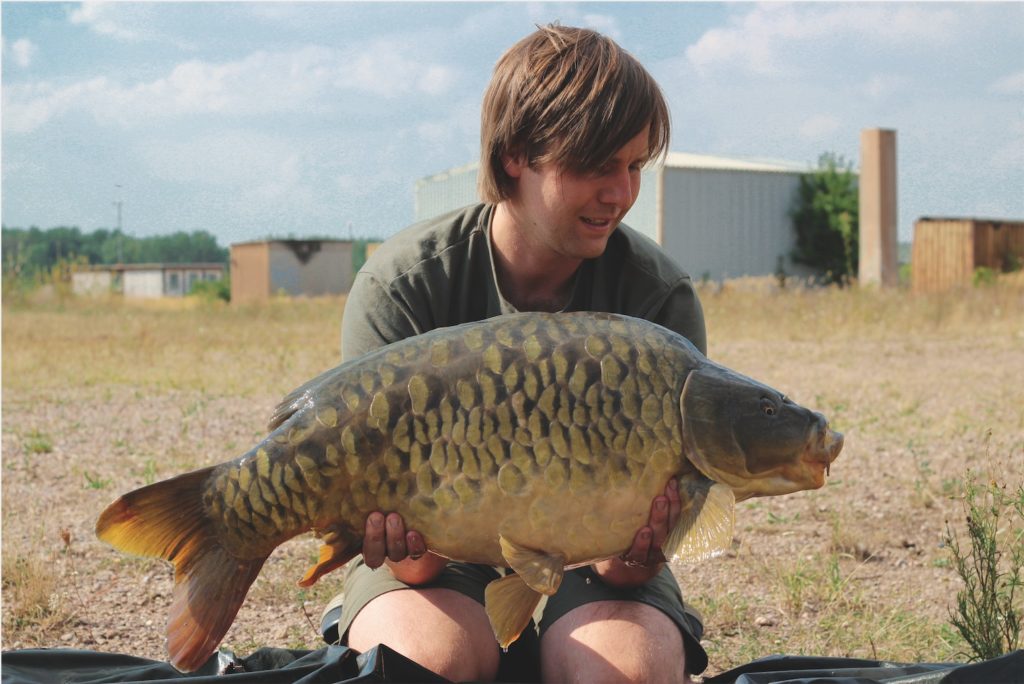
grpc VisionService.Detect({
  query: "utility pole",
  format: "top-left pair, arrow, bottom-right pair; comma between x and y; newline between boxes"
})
113,184 -> 124,263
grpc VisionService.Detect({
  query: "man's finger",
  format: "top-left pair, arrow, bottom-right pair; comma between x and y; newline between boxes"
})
385,512 -> 407,562
649,495 -> 670,547
363,512 -> 386,568
406,530 -> 427,560
666,478 -> 681,529
620,526 -> 653,567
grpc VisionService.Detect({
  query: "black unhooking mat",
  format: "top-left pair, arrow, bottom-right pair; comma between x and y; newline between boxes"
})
1,646 -> 1022,683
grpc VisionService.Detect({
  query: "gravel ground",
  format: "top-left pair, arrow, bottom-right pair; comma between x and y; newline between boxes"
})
3,294 -> 1022,678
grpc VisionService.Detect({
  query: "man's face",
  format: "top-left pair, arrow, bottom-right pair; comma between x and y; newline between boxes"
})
504,127 -> 650,262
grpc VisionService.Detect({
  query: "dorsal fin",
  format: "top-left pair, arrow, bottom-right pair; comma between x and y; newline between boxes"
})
268,365 -> 344,430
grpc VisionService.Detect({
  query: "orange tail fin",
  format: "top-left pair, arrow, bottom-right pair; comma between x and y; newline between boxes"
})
96,467 -> 267,672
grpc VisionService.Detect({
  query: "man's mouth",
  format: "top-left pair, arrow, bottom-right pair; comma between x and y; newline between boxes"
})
580,216 -> 614,228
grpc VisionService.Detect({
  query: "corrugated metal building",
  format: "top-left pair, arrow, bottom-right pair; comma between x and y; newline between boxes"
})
72,263 -> 225,298
414,153 -> 815,281
230,239 -> 354,304
911,217 -> 1024,292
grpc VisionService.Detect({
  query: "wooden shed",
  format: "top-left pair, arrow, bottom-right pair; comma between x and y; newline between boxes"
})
230,239 -> 355,304
911,218 -> 1024,292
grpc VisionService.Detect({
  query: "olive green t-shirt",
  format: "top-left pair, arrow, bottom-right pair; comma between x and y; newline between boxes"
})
341,203 -> 706,359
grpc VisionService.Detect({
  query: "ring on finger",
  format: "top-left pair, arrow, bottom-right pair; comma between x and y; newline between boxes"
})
620,554 -> 646,568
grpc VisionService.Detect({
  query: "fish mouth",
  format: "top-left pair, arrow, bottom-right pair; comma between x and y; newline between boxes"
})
805,427 -> 844,478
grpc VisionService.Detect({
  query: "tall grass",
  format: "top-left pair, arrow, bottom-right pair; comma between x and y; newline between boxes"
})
2,276 -> 1022,671
1,295 -> 348,398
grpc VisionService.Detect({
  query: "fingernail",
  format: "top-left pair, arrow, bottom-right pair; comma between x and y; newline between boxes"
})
656,499 -> 668,512
371,516 -> 382,528
670,478 -> 678,490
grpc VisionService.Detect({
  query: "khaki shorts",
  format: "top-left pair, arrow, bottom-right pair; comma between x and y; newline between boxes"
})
332,558 -> 708,679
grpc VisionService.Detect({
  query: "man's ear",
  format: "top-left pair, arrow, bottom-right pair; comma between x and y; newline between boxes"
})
503,153 -> 526,179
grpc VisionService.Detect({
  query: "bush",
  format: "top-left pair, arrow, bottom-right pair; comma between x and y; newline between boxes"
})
973,267 -> 998,287
791,153 -> 859,286
945,472 -> 1023,661
189,277 -> 230,302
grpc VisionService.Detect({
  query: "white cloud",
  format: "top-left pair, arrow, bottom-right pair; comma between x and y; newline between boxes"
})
860,74 -> 906,101
2,78 -> 111,134
136,131 -> 318,224
2,44 -> 457,134
686,3 -> 959,75
990,70 -> 1024,95
66,2 -> 197,50
798,114 -> 841,140
10,38 -> 38,68
339,41 -> 457,97
580,14 -> 623,41
523,4 -> 623,41
68,2 -> 142,42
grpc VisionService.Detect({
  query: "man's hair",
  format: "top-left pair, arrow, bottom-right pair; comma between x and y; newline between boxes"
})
478,24 -> 670,203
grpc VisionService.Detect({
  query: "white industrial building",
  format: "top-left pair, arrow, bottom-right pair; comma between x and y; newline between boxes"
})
414,153 -> 817,282
72,263 -> 225,298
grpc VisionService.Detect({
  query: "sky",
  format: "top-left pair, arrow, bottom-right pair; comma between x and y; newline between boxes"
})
2,2 -> 1022,246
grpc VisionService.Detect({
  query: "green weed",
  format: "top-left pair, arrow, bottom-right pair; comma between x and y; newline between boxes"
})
22,429 -> 53,454
945,472 -> 1023,660
83,471 -> 112,490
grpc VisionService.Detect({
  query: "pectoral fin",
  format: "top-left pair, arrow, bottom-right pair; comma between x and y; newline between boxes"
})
664,479 -> 735,562
299,541 -> 359,587
498,535 -> 565,595
484,573 -> 543,649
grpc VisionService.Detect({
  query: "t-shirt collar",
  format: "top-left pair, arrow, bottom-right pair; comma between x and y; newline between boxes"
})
483,205 -> 583,314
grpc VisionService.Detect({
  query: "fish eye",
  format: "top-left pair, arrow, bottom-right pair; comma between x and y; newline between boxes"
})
761,398 -> 777,416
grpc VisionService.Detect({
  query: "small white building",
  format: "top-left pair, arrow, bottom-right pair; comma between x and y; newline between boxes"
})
72,263 -> 225,298
415,153 -> 821,282
71,268 -> 116,296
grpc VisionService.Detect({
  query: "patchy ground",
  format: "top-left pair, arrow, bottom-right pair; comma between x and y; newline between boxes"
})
2,286 -> 1022,678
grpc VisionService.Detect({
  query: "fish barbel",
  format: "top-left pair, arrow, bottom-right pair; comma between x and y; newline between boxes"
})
96,311 -> 843,671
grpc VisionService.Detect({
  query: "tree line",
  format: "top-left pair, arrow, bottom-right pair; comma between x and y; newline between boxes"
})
2,226 -> 228,279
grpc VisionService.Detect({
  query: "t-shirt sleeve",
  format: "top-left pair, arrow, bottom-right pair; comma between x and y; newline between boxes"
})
340,272 -> 422,361
647,277 -> 708,357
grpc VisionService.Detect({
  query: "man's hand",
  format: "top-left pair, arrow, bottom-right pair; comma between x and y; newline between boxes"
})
362,511 -> 446,585
593,478 -> 681,587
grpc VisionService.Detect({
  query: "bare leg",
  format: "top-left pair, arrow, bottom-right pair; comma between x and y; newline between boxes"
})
540,600 -> 692,684
347,587 -> 500,682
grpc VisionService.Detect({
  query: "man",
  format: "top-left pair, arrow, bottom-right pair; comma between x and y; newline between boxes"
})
326,24 -> 708,683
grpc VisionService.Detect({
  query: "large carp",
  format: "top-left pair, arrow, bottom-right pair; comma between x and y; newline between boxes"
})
96,311 -> 843,671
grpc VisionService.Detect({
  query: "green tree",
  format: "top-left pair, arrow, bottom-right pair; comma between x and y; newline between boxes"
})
1,226 -> 228,279
790,153 -> 859,286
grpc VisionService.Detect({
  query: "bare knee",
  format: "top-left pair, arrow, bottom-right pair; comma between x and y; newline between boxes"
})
540,601 -> 692,684
348,588 -> 499,682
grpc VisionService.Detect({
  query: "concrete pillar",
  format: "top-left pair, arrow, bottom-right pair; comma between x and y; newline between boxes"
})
858,128 -> 899,287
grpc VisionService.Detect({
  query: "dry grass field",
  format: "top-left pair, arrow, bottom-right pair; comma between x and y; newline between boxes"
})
2,280 -> 1022,678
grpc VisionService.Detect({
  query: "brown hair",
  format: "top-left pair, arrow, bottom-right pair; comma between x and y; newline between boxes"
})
478,24 -> 670,203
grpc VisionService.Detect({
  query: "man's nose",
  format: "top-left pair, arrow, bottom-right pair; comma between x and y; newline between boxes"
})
598,167 -> 634,206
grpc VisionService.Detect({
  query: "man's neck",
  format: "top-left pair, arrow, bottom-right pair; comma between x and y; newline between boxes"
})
490,203 -> 580,312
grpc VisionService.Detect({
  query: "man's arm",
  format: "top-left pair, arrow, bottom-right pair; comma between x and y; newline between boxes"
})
341,273 -> 423,361
650,277 -> 708,356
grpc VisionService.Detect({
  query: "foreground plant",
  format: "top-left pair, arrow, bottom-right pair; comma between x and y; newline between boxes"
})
945,471 -> 1023,660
